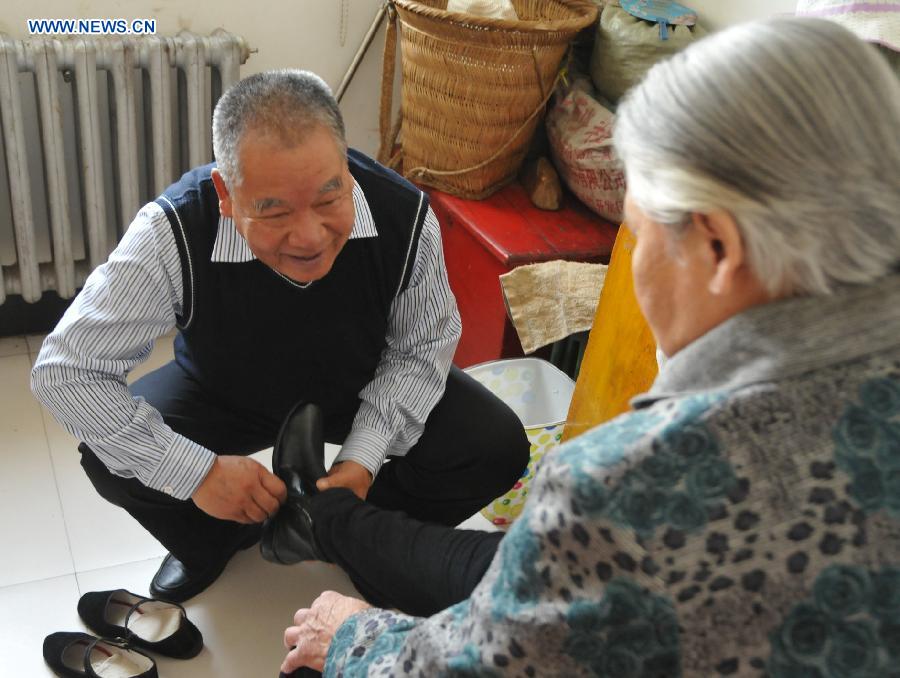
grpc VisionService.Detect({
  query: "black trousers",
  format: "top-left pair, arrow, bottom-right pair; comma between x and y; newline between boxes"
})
80,360 -> 527,608
311,488 -> 504,616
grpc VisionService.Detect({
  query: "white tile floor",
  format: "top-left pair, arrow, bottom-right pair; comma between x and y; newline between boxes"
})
1,332 -> 494,677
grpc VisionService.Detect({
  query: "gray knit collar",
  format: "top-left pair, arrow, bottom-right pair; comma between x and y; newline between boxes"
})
633,272 -> 900,408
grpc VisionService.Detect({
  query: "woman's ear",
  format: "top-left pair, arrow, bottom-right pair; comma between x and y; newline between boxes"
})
690,210 -> 746,296
210,169 -> 233,218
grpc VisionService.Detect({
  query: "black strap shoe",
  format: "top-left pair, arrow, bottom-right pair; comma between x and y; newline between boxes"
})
149,525 -> 261,603
43,632 -> 157,677
77,589 -> 203,659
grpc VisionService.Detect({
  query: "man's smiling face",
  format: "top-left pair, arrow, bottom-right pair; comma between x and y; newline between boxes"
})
212,124 -> 355,284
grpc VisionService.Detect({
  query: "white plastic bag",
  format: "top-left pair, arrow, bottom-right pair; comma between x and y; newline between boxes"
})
446,0 -> 518,21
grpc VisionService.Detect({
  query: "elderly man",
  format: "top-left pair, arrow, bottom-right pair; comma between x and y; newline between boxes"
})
31,70 -> 529,603
277,18 -> 900,677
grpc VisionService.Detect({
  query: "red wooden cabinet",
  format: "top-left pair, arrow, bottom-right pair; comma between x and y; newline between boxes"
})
428,182 -> 619,368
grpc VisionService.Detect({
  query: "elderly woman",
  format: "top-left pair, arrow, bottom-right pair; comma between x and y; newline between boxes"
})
281,17 -> 900,677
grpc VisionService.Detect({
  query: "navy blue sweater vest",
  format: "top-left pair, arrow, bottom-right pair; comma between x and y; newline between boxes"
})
155,150 -> 429,425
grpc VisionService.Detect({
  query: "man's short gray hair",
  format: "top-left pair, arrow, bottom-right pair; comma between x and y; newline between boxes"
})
212,69 -> 347,188
614,17 -> 900,296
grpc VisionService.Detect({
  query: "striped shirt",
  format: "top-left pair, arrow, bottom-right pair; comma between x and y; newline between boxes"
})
31,180 -> 461,500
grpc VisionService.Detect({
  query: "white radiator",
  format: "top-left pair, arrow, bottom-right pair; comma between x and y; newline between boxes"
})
0,30 -> 250,303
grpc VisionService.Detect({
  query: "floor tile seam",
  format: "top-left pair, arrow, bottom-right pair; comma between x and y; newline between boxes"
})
0,339 -> 30,358
73,554 -> 164,582
0,571 -> 77,593
36,389 -> 81,591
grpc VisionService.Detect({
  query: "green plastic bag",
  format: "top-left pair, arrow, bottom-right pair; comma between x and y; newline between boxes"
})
590,2 -> 705,103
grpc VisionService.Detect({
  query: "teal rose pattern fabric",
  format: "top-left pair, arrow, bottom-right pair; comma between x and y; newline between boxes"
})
606,422 -> 736,536
325,609 -> 418,676
489,519 -> 545,618
323,369 -> 900,677
769,564 -> 900,677
834,378 -> 900,517
563,579 -> 680,676
566,393 -> 735,539
445,645 -> 503,677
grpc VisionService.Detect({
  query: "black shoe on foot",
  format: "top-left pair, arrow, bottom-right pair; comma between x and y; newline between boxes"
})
261,402 -> 328,565
260,492 -> 326,565
149,526 -> 260,603
273,401 -> 327,496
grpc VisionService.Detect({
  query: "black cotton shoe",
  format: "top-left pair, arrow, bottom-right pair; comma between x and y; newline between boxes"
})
77,589 -> 203,659
149,525 -> 261,603
43,632 -> 157,677
280,667 -> 322,677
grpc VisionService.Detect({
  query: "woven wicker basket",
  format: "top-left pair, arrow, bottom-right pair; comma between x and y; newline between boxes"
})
379,0 -> 598,199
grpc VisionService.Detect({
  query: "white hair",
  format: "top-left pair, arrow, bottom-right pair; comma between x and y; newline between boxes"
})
212,69 -> 346,188
613,17 -> 900,296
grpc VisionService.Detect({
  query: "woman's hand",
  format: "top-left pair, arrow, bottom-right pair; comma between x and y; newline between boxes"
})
282,591 -> 372,673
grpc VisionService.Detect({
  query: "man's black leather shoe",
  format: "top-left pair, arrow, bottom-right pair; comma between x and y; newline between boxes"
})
149,526 -> 260,603
273,401 -> 327,495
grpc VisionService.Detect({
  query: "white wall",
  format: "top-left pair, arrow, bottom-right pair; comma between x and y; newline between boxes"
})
687,0 -> 797,31
0,0 -> 804,299
1,0 -> 800,156
0,0 -> 392,156
0,0 -> 804,260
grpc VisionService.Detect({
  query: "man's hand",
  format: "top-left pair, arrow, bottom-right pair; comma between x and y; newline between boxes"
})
316,460 -> 372,500
192,455 -> 287,523
282,591 -> 371,674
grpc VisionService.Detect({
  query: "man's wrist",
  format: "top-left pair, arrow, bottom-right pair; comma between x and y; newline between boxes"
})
335,428 -> 391,478
145,436 -> 216,500
333,460 -> 373,483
